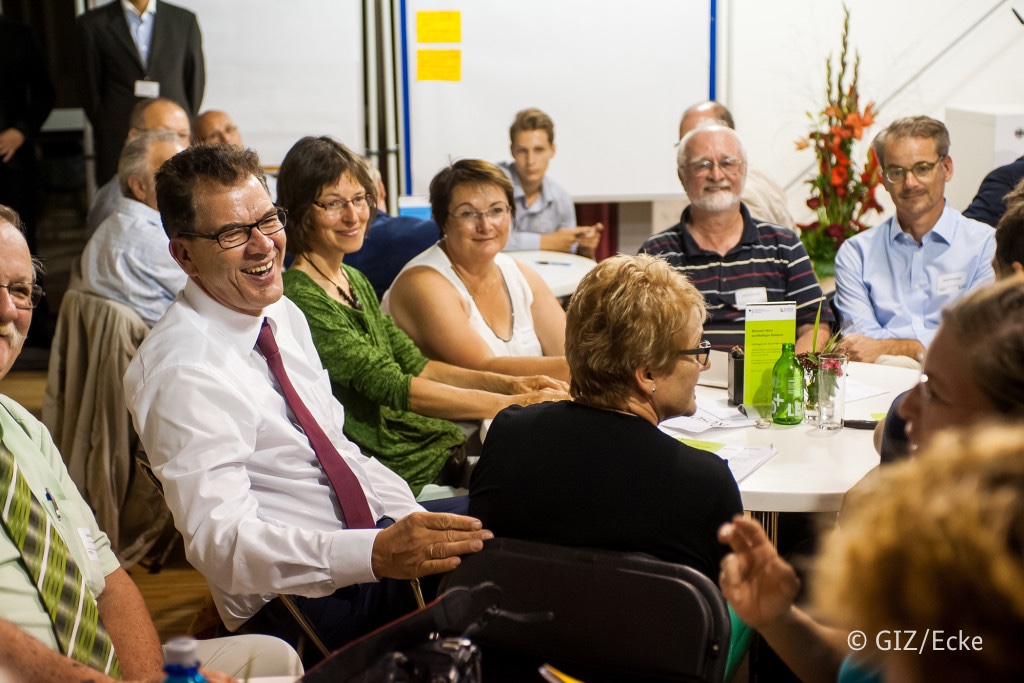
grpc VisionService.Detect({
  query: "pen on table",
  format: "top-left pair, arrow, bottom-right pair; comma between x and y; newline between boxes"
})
535,260 -> 572,266
44,488 -> 62,521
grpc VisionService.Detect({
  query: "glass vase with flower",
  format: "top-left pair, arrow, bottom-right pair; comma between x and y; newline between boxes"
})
796,301 -> 842,422
818,352 -> 849,430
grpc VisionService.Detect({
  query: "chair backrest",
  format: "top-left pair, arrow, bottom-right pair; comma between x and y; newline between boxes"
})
439,537 -> 731,683
42,288 -> 167,566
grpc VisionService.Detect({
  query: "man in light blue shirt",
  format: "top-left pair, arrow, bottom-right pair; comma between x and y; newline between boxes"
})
85,97 -> 191,237
835,116 -> 995,363
498,108 -> 602,256
81,129 -> 187,326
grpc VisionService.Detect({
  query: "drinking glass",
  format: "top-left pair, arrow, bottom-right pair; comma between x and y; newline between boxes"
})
817,353 -> 848,430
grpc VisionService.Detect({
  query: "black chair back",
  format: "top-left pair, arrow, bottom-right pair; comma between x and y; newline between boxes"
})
440,537 -> 730,683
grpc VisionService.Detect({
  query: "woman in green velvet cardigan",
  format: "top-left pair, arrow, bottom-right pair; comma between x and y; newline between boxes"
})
277,136 -> 567,495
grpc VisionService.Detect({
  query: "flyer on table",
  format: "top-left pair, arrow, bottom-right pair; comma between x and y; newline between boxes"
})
743,302 -> 796,414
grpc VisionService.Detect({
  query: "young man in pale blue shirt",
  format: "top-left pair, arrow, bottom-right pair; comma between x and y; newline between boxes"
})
498,108 -> 602,257
834,116 -> 995,363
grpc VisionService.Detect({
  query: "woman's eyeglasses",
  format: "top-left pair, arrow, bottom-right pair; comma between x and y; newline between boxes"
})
679,340 -> 711,366
448,204 -> 511,228
313,194 -> 374,216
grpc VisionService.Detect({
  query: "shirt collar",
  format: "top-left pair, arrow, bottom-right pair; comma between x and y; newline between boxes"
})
182,278 -> 276,358
116,195 -> 162,226
121,0 -> 157,19
505,162 -> 552,206
678,202 -> 758,254
888,200 -> 956,245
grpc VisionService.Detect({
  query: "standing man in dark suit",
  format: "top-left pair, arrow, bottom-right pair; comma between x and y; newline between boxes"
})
76,0 -> 205,185
0,16 -> 56,256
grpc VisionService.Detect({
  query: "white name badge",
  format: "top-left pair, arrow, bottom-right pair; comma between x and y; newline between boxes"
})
134,80 -> 161,98
937,272 -> 967,296
78,528 -> 100,562
734,287 -> 768,308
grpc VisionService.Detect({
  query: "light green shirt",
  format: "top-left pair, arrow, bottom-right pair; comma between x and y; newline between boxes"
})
0,395 -> 120,651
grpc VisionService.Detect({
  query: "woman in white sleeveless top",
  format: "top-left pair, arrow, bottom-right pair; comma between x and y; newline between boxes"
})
383,160 -> 569,381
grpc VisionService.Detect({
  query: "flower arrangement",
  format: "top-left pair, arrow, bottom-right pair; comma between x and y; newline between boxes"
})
795,5 -> 883,280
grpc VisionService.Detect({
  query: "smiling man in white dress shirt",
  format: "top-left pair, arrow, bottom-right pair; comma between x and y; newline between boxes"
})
124,145 -> 491,664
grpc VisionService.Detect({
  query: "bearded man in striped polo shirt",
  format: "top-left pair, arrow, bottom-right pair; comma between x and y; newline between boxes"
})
641,124 -> 833,352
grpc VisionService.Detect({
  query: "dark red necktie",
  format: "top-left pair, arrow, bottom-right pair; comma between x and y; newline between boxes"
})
256,319 -> 376,529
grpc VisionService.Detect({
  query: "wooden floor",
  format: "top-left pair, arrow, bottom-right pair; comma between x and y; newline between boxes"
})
0,369 -> 47,419
1,369 -> 211,642
128,554 -> 214,641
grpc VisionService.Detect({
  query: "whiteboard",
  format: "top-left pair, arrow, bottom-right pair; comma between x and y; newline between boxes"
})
172,0 -> 364,168
401,0 -> 712,201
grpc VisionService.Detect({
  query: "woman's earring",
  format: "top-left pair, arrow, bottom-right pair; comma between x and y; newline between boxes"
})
651,385 -> 657,394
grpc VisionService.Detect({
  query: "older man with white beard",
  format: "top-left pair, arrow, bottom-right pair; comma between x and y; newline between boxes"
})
641,124 -> 833,351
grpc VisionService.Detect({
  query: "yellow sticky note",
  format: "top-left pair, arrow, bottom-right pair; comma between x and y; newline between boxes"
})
417,49 -> 461,82
417,11 -> 461,43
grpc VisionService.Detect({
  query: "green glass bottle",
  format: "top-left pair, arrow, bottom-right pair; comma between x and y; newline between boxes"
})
771,342 -> 804,425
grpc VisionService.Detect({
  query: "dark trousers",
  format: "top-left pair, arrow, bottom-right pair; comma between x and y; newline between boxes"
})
231,499 -> 467,668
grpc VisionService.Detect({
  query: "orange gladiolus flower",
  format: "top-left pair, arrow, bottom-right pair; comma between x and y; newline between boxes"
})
844,109 -> 874,140
831,165 -> 849,187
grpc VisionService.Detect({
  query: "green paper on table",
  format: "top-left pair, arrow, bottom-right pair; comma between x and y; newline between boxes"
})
678,438 -> 726,453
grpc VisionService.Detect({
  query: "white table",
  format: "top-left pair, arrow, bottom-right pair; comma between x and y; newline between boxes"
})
480,362 -> 918,522
691,362 -> 919,514
509,250 -> 597,297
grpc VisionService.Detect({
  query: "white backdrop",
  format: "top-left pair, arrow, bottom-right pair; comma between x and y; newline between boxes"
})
172,0 -> 364,168
400,0 -> 712,200
719,0 -> 1024,224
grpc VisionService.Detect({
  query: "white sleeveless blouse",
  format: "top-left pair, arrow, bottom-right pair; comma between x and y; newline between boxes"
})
382,244 -> 543,358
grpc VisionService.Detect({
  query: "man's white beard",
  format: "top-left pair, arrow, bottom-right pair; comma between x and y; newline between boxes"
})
690,187 -> 741,212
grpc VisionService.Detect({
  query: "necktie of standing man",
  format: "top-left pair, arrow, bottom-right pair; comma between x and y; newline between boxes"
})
256,319 -> 376,529
0,442 -> 120,675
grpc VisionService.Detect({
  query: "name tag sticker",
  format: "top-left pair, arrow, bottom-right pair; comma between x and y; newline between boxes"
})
937,272 -> 967,296
77,528 -> 100,562
734,287 -> 768,308
134,80 -> 160,98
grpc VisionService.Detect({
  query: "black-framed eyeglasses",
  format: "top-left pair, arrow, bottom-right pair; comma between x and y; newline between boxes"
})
448,204 -> 511,227
313,194 -> 374,215
883,155 -> 945,184
178,207 -> 287,249
679,340 -> 711,366
0,281 -> 45,310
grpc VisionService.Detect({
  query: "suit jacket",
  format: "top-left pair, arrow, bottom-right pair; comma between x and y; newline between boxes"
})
76,0 -> 204,183
42,288 -> 170,568
0,17 -> 55,246
0,18 -> 55,148
963,155 -> 1024,228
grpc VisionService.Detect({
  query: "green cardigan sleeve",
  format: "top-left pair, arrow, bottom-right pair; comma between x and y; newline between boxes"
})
282,267 -> 427,411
